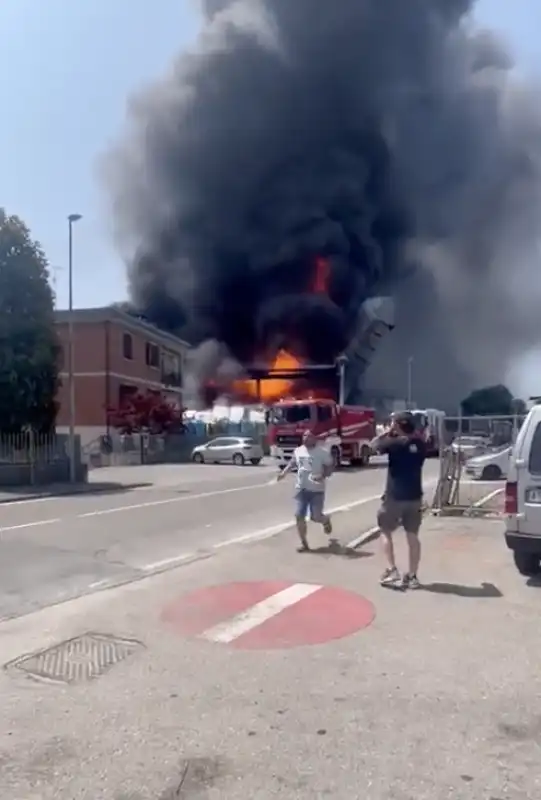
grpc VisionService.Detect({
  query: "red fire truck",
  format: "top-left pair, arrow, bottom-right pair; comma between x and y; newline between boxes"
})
267,397 -> 376,468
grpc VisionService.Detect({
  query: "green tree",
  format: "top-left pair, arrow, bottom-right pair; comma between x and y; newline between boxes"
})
0,209 -> 60,434
461,384 -> 525,416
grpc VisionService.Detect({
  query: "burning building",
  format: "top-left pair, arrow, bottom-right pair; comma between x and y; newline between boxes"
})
103,1 -> 541,408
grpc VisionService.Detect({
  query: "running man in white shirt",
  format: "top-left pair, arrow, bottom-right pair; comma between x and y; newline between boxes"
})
277,430 -> 333,551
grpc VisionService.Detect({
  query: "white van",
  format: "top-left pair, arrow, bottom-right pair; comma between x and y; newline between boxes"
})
504,403 -> 541,576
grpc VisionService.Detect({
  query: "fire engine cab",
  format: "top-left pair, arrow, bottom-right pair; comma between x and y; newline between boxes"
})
267,397 -> 376,468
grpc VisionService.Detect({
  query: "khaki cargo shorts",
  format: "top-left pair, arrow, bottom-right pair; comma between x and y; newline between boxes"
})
377,497 -> 423,535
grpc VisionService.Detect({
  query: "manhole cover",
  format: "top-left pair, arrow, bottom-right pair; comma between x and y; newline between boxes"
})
5,633 -> 144,684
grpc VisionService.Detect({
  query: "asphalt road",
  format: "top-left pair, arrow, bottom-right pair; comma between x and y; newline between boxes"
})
0,457 -> 497,622
1,506 -> 538,799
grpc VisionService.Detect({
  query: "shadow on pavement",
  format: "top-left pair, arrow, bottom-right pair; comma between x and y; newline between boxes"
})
307,539 -> 374,559
0,481 -> 165,503
421,581 -> 503,598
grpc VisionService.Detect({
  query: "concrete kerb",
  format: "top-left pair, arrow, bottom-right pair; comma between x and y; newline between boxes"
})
0,481 -> 149,505
348,485 -> 504,550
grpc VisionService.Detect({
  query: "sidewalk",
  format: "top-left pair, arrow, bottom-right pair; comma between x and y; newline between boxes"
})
0,464 -> 206,504
1,510 -> 538,799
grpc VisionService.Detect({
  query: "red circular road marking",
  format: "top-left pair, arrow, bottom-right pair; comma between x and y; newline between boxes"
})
161,580 -> 375,650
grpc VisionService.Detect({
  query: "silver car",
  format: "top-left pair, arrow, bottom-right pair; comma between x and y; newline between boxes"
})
451,435 -> 491,460
191,436 -> 264,466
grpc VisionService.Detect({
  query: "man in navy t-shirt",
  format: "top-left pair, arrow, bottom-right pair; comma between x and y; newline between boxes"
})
370,412 -> 426,589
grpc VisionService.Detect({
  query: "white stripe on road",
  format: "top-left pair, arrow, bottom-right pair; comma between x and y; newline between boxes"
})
77,481 -> 275,517
139,492 -> 384,571
344,478 -> 439,550
472,487 -> 504,508
346,526 -> 380,550
200,583 -> 321,643
0,518 -> 61,534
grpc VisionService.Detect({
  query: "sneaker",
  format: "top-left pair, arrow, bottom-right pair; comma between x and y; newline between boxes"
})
402,573 -> 421,590
380,567 -> 401,587
323,517 -> 332,535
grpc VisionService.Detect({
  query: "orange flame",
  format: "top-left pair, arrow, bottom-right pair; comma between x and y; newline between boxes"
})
210,257 -> 332,405
312,256 -> 330,293
234,349 -> 300,402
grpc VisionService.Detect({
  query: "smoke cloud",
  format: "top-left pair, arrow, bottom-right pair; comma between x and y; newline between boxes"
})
103,0 -> 541,408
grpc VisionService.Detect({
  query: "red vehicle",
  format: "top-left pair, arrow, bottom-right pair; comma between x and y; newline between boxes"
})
267,397 -> 376,468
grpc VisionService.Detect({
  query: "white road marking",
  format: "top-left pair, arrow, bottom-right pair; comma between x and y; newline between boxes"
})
88,579 -> 110,589
346,526 -> 380,550
140,492 -> 384,570
344,478 -> 439,550
77,480 -> 275,517
472,487 -> 504,508
461,479 -> 505,485
142,553 -> 201,572
0,518 -> 61,534
200,583 -> 321,643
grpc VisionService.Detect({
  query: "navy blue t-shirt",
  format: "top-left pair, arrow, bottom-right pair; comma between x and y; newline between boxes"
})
378,434 -> 426,502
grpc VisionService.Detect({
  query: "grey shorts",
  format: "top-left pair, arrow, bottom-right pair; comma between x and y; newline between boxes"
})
377,497 -> 423,535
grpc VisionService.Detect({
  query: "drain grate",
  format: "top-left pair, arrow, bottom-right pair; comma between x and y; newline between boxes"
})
6,633 -> 144,684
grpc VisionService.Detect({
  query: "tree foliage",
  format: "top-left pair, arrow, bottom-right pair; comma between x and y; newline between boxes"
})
0,209 -> 60,434
108,390 -> 185,434
461,384 -> 526,416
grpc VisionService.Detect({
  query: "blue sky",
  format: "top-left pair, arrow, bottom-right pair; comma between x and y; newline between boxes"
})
0,1 -> 538,310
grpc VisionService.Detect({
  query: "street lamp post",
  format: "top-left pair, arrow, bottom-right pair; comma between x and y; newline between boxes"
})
67,213 -> 82,483
407,356 -> 413,409
336,355 -> 348,405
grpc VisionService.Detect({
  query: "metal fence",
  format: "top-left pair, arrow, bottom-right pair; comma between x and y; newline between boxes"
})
0,431 -> 75,486
86,422 -> 269,468
0,432 -> 67,463
433,414 -> 516,514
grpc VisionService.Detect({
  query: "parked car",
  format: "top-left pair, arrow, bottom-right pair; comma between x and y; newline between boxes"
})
465,446 -> 511,481
504,403 -> 541,577
191,436 -> 264,466
451,435 -> 491,460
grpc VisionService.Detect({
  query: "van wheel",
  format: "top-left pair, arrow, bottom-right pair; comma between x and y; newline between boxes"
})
331,447 -> 341,469
481,464 -> 502,480
250,458 -> 261,465
513,550 -> 541,577
233,453 -> 245,466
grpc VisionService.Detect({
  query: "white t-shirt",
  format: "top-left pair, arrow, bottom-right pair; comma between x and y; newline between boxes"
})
294,444 -> 332,492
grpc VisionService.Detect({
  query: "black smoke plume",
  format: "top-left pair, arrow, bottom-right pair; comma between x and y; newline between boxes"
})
103,0 -> 541,408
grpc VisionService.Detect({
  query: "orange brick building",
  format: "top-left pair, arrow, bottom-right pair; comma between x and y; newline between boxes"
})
54,307 -> 189,447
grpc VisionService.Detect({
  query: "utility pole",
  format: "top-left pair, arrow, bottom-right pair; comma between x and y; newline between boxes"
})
407,356 -> 413,409
336,355 -> 348,405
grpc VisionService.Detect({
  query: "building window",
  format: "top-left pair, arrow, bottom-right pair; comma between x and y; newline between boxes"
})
119,383 -> 138,406
161,349 -> 182,387
145,342 -> 160,369
123,333 -> 133,360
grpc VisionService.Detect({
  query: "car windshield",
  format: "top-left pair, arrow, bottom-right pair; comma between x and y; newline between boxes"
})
269,405 -> 312,424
